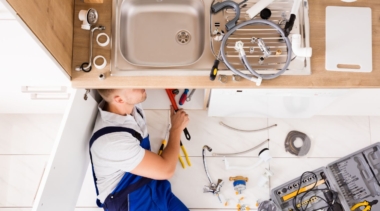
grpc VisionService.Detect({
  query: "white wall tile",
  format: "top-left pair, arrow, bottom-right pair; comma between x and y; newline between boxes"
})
145,110 -> 269,157
0,155 -> 48,206
268,116 -> 370,158
370,117 -> 380,143
0,114 -> 62,154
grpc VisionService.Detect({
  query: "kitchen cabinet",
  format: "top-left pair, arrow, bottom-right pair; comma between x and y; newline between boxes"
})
3,0 -> 380,88
2,0 -> 73,78
208,89 -> 349,118
0,7 -> 71,113
319,89 -> 380,116
33,89 -> 99,211
209,89 -> 380,118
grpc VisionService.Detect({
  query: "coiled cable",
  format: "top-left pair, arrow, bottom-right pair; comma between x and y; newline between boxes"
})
220,19 -> 292,81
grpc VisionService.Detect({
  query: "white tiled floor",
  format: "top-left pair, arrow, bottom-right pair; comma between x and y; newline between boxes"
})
1,112 -> 379,210
268,116 -> 371,158
370,117 -> 380,143
0,114 -> 62,154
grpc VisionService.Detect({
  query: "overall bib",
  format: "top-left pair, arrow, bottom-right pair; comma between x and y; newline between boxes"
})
89,126 -> 188,211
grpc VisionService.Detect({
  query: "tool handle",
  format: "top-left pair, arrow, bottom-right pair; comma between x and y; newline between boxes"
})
210,60 -> 220,81
165,89 -> 179,110
183,128 -> 191,140
158,140 -> 166,156
181,145 -> 191,166
166,89 -> 191,140
179,89 -> 189,105
178,155 -> 185,169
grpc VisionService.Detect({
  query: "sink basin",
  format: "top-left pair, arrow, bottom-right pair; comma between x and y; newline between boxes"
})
111,0 -> 312,77
119,0 -> 205,67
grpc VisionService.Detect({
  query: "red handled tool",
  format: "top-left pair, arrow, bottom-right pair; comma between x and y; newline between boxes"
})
179,89 -> 189,105
165,89 -> 191,140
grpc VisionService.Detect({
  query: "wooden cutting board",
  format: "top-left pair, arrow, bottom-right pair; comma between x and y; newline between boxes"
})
325,6 -> 372,72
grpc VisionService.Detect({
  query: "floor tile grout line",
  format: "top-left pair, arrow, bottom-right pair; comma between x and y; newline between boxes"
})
369,116 -> 372,144
0,154 -> 51,156
185,156 -> 343,158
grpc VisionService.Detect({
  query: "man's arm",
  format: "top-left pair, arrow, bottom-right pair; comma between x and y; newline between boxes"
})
131,106 -> 189,180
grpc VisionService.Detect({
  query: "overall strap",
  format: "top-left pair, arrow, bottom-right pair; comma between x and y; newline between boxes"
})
136,107 -> 144,119
89,126 -> 143,208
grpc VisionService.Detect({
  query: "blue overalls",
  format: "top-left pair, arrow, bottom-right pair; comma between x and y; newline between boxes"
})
89,126 -> 189,211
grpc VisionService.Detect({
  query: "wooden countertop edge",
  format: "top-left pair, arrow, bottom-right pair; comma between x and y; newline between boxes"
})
71,74 -> 380,89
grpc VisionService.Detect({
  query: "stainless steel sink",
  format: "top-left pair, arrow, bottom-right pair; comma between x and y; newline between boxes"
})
119,0 -> 205,67
111,0 -> 311,77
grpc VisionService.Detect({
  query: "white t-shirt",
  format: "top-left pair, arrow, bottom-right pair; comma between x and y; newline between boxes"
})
90,101 -> 148,203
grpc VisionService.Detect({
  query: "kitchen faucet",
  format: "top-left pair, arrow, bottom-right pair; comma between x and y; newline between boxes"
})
202,145 -> 224,203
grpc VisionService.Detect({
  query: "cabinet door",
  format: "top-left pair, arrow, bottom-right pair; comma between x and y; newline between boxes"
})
4,0 -> 73,77
32,89 -> 99,211
319,89 -> 380,116
208,89 -> 348,118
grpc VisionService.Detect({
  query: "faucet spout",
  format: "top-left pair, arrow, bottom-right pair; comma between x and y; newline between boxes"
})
202,145 -> 214,185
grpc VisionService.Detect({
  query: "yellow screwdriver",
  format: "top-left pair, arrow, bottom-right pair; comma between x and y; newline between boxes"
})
158,123 -> 187,169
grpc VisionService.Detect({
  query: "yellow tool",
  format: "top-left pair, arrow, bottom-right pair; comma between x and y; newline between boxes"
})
282,179 -> 325,201
158,113 -> 191,168
296,196 -> 319,208
158,124 -> 170,156
351,200 -> 378,211
157,140 -> 166,156
180,141 -> 191,167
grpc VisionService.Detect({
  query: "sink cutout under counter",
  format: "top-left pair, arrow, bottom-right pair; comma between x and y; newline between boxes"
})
110,0 -> 311,77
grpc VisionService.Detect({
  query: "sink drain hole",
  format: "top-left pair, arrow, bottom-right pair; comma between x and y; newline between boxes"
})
176,30 -> 191,44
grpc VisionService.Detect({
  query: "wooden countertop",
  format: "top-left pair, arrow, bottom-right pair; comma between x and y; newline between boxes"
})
71,0 -> 380,88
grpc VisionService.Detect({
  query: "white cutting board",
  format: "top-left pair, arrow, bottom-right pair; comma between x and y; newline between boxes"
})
326,6 -> 372,72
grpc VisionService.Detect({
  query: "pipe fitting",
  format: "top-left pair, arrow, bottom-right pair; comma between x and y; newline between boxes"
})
211,1 -> 240,31
291,34 -> 312,57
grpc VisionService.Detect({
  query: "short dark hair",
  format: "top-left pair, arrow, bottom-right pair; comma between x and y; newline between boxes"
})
97,89 -> 116,102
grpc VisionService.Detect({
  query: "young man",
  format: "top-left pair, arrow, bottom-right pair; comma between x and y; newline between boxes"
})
89,89 -> 189,211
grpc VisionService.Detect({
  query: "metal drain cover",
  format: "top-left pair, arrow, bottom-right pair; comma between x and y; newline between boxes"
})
176,30 -> 191,44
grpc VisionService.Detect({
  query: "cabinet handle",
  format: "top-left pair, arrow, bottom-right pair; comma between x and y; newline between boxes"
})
21,86 -> 67,93
30,93 -> 70,100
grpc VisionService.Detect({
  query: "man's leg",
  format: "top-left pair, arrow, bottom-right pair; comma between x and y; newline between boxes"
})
167,192 -> 189,211
154,180 -> 189,211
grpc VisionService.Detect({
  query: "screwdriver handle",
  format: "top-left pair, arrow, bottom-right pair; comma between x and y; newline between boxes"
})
165,89 -> 191,141
179,89 -> 189,105
210,60 -> 220,81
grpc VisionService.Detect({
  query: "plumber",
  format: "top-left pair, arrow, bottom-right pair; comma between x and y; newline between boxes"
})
89,89 -> 189,211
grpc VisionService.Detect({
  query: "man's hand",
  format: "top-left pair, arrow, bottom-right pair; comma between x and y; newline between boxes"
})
131,106 -> 189,180
170,106 -> 189,133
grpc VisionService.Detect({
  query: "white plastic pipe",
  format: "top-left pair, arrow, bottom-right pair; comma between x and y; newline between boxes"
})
224,150 -> 272,170
246,0 -> 275,19
291,0 -> 302,15
79,10 -> 91,30
292,34 -> 312,57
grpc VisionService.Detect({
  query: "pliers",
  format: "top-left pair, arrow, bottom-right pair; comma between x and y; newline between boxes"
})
351,200 -> 378,211
157,111 -> 191,169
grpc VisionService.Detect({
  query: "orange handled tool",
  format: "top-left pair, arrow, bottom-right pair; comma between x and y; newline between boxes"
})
165,89 -> 191,140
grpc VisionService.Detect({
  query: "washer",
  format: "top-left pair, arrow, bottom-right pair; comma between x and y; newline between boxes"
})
93,55 -> 107,69
96,33 -> 110,47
